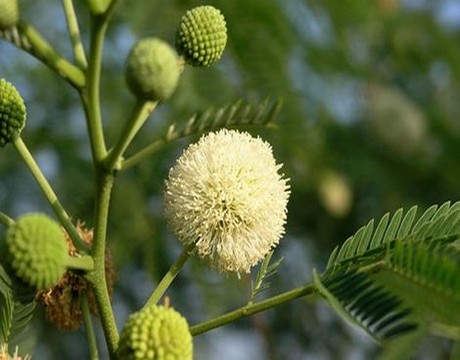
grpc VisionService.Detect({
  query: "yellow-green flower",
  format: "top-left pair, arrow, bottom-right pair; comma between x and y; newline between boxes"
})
175,6 -> 227,67
3,213 -> 68,290
125,38 -> 180,101
0,78 -> 26,146
0,0 -> 19,29
117,305 -> 193,360
164,129 -> 290,274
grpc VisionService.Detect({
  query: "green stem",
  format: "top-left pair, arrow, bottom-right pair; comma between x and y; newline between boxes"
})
144,244 -> 195,309
104,99 -> 157,171
12,135 -> 89,253
86,173 -> 118,358
81,292 -> 100,360
62,0 -> 88,69
82,14 -> 110,163
0,212 -> 15,227
80,4 -> 119,357
190,283 -> 317,336
66,255 -> 95,272
16,21 -> 85,88
121,138 -> 167,171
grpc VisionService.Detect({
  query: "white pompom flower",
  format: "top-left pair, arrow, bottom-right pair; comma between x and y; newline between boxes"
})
164,129 -> 290,274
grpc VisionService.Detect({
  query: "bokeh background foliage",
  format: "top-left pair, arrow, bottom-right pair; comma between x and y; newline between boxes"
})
1,0 -> 460,359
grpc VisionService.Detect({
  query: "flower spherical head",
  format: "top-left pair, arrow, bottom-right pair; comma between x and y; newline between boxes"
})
164,129 -> 290,274
2,213 -> 68,290
0,0 -> 19,29
0,79 -> 26,146
125,38 -> 180,101
175,6 -> 227,67
117,305 -> 193,360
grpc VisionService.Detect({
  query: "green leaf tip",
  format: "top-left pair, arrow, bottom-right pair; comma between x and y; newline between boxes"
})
250,250 -> 283,302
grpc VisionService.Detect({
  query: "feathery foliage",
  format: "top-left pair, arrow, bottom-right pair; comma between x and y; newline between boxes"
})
325,201 -> 460,275
122,98 -> 283,170
374,240 -> 460,331
0,264 -> 36,348
0,265 -> 13,344
249,250 -> 283,303
0,26 -> 32,52
314,269 -> 418,341
164,98 -> 282,142
316,201 -> 460,348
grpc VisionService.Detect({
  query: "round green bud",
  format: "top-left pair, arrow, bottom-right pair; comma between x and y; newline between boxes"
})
0,78 -> 26,147
117,305 -> 193,360
125,38 -> 180,101
175,6 -> 227,67
0,0 -> 19,29
3,213 -> 68,290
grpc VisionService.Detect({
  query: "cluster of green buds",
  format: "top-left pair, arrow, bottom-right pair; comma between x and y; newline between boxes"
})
124,5 -> 227,101
0,78 -> 26,146
0,5 -> 231,358
117,304 -> 193,359
0,0 -> 19,30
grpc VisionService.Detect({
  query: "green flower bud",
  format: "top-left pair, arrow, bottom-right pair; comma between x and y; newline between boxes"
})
3,213 -> 68,290
117,305 -> 193,360
175,5 -> 227,67
0,79 -> 26,147
125,38 -> 180,101
0,0 -> 19,29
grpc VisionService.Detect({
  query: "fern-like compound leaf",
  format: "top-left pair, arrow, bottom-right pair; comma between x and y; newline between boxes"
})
375,240 -> 460,330
0,264 -> 13,344
0,26 -> 32,52
314,269 -> 418,341
165,98 -> 282,142
250,250 -> 283,303
317,201 -> 460,355
325,201 -> 460,275
122,98 -> 283,171
0,264 -> 35,347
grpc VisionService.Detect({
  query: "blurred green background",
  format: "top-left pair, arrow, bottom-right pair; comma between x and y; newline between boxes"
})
1,0 -> 460,358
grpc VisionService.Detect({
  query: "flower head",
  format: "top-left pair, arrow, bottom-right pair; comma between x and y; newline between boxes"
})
125,38 -> 180,101
2,213 -> 67,290
164,129 -> 290,274
0,0 -> 19,29
175,5 -> 227,67
117,305 -> 193,360
0,78 -> 26,146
